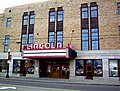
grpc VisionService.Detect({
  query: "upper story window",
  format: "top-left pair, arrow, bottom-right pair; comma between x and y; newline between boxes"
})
81,29 -> 89,50
90,4 -> 98,18
21,34 -> 27,45
117,3 -> 120,15
4,35 -> 10,52
81,7 -> 88,19
48,31 -> 55,43
50,12 -> 55,22
28,34 -> 34,44
57,11 -> 63,21
6,17 -> 12,27
91,28 -> 99,50
30,15 -> 35,24
81,4 -> 88,19
23,16 -> 28,25
56,31 -> 63,43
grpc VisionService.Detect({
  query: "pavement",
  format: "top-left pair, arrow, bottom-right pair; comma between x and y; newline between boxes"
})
0,76 -> 120,86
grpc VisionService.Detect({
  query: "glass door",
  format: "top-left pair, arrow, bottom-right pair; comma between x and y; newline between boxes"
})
86,60 -> 93,79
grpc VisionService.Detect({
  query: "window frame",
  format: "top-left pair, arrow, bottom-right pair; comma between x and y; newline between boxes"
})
28,33 -> 34,44
56,31 -> 63,44
29,15 -> 35,25
91,28 -> 99,50
90,5 -> 98,18
81,29 -> 89,50
109,60 -> 119,77
23,16 -> 28,25
48,31 -> 55,43
117,3 -> 120,15
50,11 -> 55,22
4,35 -> 10,52
6,17 -> 12,27
57,10 -> 63,22
81,7 -> 88,19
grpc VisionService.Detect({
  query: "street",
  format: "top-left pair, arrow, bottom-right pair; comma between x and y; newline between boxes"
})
0,78 -> 120,91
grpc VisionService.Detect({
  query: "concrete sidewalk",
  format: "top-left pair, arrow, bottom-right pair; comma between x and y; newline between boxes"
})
0,76 -> 120,86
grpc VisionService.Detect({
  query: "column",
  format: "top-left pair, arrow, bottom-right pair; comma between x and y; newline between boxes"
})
103,58 -> 109,80
69,59 -> 75,79
34,60 -> 39,78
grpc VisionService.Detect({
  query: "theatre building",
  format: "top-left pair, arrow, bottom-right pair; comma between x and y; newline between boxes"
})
0,0 -> 120,81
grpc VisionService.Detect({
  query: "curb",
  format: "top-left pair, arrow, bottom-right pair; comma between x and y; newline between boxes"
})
0,77 -> 120,86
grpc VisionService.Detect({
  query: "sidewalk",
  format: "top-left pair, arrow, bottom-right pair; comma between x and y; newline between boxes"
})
0,76 -> 120,86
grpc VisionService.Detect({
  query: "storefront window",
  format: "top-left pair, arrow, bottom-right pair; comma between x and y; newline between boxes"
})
13,60 -> 20,73
75,59 -> 84,76
94,60 -> 103,76
0,60 -> 7,72
109,60 -> 118,77
27,60 -> 35,74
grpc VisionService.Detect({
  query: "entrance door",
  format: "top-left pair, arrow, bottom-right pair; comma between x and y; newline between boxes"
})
86,60 -> 93,79
39,61 -> 47,77
20,60 -> 26,76
52,65 -> 61,78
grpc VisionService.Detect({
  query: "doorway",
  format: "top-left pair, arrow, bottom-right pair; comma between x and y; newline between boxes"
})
52,65 -> 61,78
86,60 -> 93,79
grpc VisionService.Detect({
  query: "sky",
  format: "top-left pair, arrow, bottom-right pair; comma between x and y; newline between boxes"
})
0,0 -> 49,13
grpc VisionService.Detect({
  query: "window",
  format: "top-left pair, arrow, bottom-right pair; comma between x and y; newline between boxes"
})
6,17 -> 12,27
13,60 -> 20,73
21,34 -> 27,45
81,29 -> 89,50
4,35 -> 10,52
109,60 -> 118,77
76,59 -> 84,76
57,11 -> 63,21
117,3 -> 120,15
94,60 -> 103,76
81,7 -> 88,19
50,12 -> 55,22
90,6 -> 98,18
118,26 -> 120,38
75,59 -> 103,77
91,28 -> 99,50
48,32 -> 55,43
30,15 -> 35,24
23,16 -> 28,25
56,31 -> 63,43
28,34 -> 34,44
0,60 -> 7,72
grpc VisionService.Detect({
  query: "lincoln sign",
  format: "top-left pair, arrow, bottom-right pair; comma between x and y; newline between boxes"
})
23,42 -> 62,50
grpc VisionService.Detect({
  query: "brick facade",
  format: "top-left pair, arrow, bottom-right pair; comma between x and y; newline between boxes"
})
0,0 -> 120,51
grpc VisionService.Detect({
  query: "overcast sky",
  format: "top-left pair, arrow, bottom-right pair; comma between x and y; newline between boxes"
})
0,0 -> 49,13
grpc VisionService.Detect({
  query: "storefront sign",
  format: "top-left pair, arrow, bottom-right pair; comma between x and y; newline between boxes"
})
25,42 -> 62,50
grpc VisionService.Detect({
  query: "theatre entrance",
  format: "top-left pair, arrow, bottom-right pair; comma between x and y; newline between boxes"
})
39,59 -> 69,79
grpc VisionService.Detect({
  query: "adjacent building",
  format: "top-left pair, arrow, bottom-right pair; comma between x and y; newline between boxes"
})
0,0 -> 120,81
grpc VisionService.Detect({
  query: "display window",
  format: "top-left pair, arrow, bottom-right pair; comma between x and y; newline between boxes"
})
94,60 -> 103,76
0,60 -> 7,72
13,60 -> 20,73
26,60 -> 35,74
109,60 -> 118,77
75,59 -> 103,77
75,59 -> 84,76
